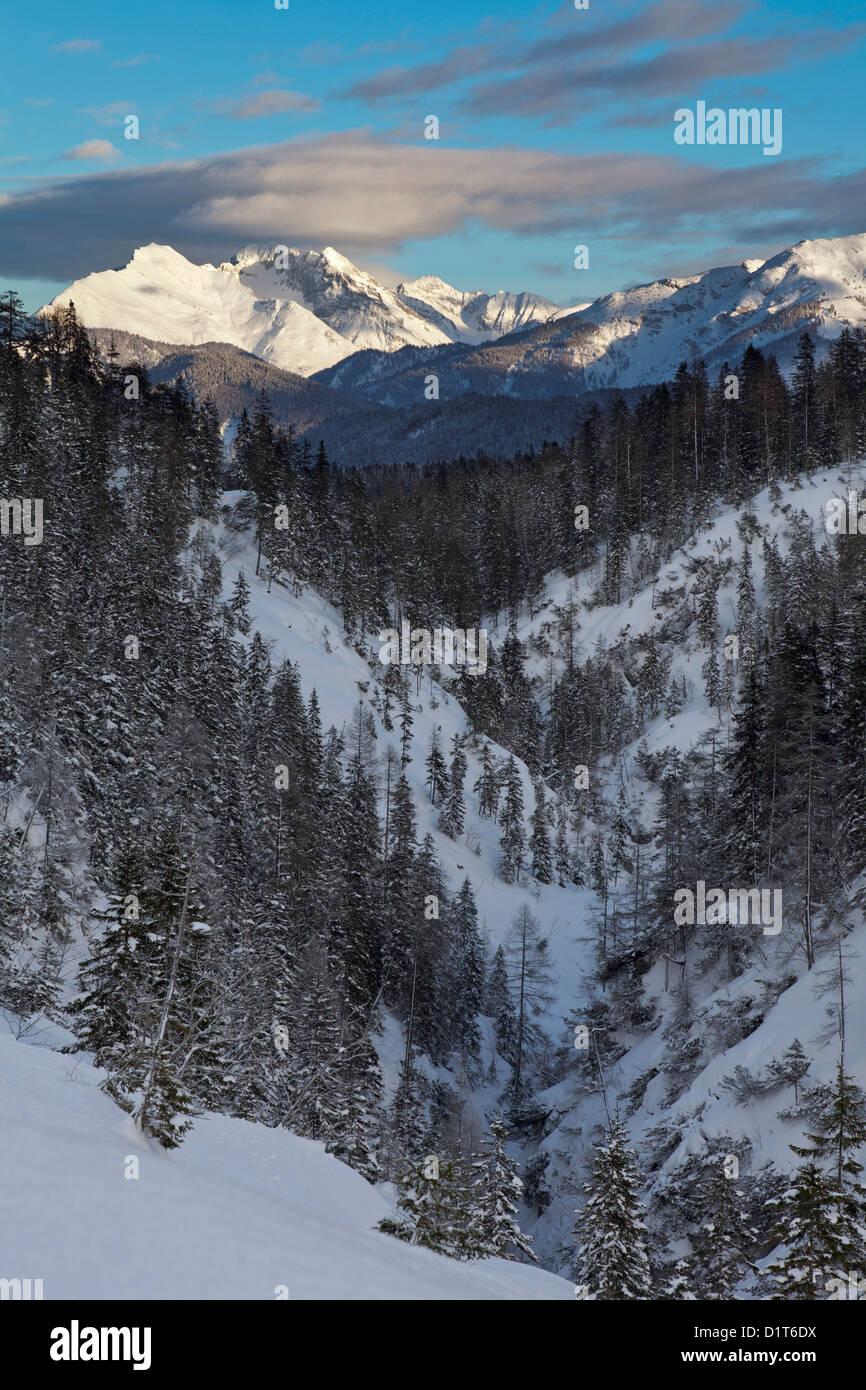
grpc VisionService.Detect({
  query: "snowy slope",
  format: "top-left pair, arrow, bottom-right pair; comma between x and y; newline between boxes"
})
7,467 -> 864,1297
318,233 -> 866,403
215,514 -> 590,1039
499,465 -> 866,1273
219,466 -> 866,1283
45,245 -> 358,377
522,233 -> 866,390
0,1027 -> 570,1300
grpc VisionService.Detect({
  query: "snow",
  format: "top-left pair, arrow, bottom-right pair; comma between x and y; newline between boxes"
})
44,244 -> 358,377
553,232 -> 866,388
42,243 -> 578,377
215,516 -> 591,1030
496,464 -> 866,1272
45,231 -> 866,390
396,274 -> 578,344
6,458 -> 865,1295
0,1027 -> 570,1299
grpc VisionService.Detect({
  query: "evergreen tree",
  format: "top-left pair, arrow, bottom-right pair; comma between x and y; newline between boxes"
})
438,739 -> 467,839
398,682 -> 414,767
470,1118 -> 536,1261
473,742 -> 500,818
486,944 -> 517,1065
689,1161 -> 757,1299
529,782 -> 553,883
424,729 -> 449,807
229,569 -> 252,634
449,878 -> 484,1070
70,835 -> 148,1065
766,1162 -> 853,1299
499,757 -> 526,883
504,905 -> 553,1098
574,1121 -> 653,1300
779,1039 -> 811,1106
791,1056 -> 866,1198
379,1152 -> 474,1259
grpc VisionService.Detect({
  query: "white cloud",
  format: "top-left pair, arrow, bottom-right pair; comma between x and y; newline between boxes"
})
0,130 -> 861,281
62,140 -> 120,162
52,39 -> 102,55
228,90 -> 320,119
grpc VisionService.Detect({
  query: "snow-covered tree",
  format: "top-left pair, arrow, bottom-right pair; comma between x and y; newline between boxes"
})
470,1119 -> 536,1261
574,1121 -> 653,1300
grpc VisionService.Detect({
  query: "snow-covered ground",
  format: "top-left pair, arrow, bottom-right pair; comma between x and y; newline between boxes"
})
0,1024 -> 571,1300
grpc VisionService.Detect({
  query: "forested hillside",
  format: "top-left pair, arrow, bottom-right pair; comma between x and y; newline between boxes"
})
2,294 -> 866,1298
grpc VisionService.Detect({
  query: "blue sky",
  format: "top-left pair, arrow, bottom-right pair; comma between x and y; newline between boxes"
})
2,0 -> 865,310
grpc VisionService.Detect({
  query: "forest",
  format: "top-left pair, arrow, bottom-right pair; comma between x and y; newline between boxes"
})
2,292 -> 866,1295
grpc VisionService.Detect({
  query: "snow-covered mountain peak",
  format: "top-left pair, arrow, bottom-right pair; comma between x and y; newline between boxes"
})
44,231 -> 866,390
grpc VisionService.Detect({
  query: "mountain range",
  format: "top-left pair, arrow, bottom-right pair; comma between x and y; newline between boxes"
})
46,242 -> 578,378
43,232 -> 866,462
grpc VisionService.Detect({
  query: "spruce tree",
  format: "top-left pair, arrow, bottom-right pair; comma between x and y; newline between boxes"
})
450,878 -> 484,1069
470,1119 -> 536,1261
486,945 -> 517,1066
379,1152 -> 473,1259
689,1161 -> 757,1298
438,739 -> 467,839
425,729 -> 449,807
473,742 -> 500,819
529,782 -> 553,883
766,1162 -> 853,1299
499,756 -> 525,883
791,1056 -> 866,1201
574,1121 -> 653,1300
779,1039 -> 811,1106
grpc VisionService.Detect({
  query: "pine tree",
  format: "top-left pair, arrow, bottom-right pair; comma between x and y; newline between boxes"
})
70,835 -> 148,1066
574,1121 -> 653,1300
473,742 -> 500,818
438,739 -> 467,839
529,782 -> 553,883
701,649 -> 723,713
448,878 -> 484,1069
696,571 -> 719,649
791,1056 -> 866,1198
554,809 -> 570,886
779,1039 -> 811,1106
486,945 -> 517,1065
398,681 -> 414,767
766,1162 -> 853,1299
504,905 -> 553,1098
791,331 -> 819,467
499,756 -> 525,883
379,1152 -> 473,1259
229,569 -> 252,634
424,729 -> 449,807
689,1161 -> 757,1298
470,1119 -> 536,1261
